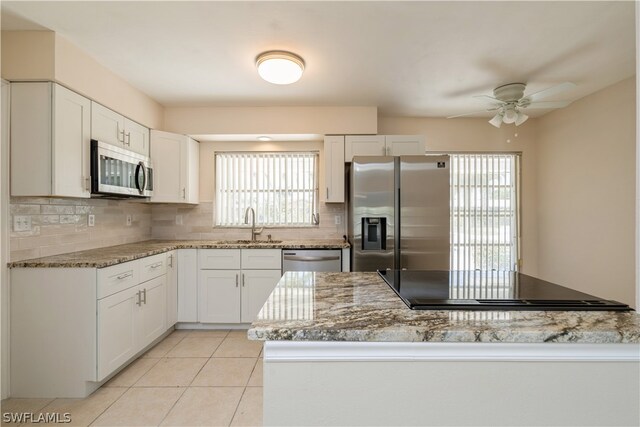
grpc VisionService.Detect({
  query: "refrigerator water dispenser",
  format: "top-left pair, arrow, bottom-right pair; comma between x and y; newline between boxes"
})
362,217 -> 386,250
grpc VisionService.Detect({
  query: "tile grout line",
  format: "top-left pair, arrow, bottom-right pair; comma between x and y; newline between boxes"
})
229,386 -> 249,427
87,386 -> 131,427
156,338 -> 224,426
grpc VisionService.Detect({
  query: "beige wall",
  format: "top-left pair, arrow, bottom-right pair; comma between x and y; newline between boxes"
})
378,116 -> 539,276
164,106 -> 377,136
151,140 -> 346,241
536,77 -> 636,307
1,31 -> 163,129
1,31 -> 54,81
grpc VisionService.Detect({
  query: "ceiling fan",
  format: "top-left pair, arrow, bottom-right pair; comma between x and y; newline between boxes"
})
447,82 -> 576,127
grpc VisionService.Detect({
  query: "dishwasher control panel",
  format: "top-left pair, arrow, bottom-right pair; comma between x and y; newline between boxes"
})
282,249 -> 342,273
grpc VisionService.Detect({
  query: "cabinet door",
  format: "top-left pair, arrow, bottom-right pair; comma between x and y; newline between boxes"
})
241,270 -> 282,323
10,82 -> 52,196
185,137 -> 200,204
177,249 -> 198,322
150,130 -> 184,203
324,136 -> 345,202
91,102 -> 125,147
52,84 -> 91,198
138,276 -> 166,348
386,135 -> 426,156
345,135 -> 386,161
198,270 -> 241,323
125,118 -> 150,156
97,286 -> 139,381
166,251 -> 178,327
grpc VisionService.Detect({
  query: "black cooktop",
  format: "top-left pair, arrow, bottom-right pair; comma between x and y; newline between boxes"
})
378,270 -> 632,311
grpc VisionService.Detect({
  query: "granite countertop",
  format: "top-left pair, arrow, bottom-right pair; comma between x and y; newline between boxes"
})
248,272 -> 640,344
9,239 -> 350,268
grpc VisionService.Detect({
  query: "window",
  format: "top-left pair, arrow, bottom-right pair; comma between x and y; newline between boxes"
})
215,152 -> 319,227
450,154 -> 520,271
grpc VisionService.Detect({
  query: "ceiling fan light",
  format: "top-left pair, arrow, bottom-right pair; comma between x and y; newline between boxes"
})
488,113 -> 503,128
502,108 -> 517,124
515,111 -> 529,126
256,51 -> 305,85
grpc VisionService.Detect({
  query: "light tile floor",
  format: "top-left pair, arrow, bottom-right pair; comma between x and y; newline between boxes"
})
1,330 -> 263,427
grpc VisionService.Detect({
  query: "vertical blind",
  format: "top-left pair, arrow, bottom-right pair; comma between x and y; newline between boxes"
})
215,152 -> 319,227
450,154 -> 519,271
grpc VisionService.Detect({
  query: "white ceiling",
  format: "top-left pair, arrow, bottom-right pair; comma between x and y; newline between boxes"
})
1,1 -> 636,117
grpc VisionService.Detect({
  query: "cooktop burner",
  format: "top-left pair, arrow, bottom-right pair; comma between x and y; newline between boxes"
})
378,270 -> 632,311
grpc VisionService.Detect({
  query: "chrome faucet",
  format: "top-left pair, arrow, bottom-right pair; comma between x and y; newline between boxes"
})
244,207 -> 264,241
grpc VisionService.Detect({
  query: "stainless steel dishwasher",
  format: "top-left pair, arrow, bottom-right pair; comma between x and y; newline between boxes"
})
282,249 -> 342,273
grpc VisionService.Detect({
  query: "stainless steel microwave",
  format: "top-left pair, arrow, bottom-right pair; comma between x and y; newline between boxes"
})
90,140 -> 153,198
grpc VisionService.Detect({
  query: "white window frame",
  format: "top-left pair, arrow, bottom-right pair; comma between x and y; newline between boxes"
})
214,151 -> 320,228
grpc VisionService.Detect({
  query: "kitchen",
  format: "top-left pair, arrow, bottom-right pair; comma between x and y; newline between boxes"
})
0,1 -> 639,426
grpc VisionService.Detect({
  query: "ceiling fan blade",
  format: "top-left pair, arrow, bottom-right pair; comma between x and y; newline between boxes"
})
472,95 -> 505,105
447,108 -> 499,119
525,82 -> 576,102
523,101 -> 572,109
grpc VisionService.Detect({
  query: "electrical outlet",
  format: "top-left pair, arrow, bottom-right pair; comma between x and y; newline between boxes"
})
126,215 -> 132,226
13,215 -> 31,232
88,214 -> 95,227
334,215 -> 342,225
175,215 -> 183,225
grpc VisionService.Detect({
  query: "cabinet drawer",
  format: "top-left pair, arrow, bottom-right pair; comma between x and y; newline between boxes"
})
97,260 -> 139,299
140,253 -> 167,283
242,249 -> 282,270
199,249 -> 241,270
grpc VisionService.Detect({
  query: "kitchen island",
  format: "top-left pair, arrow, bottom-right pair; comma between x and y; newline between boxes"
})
249,272 -> 640,426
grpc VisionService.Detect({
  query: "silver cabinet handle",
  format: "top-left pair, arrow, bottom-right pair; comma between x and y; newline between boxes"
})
116,272 -> 133,280
182,188 -> 186,199
142,288 -> 147,304
117,123 -> 125,143
283,255 -> 340,262
235,273 -> 239,287
84,176 -> 90,191
136,290 -> 142,306
149,262 -> 163,269
242,273 -> 245,287
326,187 -> 329,199
126,132 -> 131,146
168,254 -> 173,267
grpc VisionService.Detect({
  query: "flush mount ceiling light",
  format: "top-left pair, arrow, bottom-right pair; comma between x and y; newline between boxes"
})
257,136 -> 272,141
256,51 -> 305,85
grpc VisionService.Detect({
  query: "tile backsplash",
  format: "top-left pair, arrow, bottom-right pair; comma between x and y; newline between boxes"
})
151,201 -> 346,241
10,197 -> 152,262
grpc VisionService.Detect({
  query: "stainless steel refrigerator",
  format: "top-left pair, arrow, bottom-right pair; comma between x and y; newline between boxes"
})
348,155 -> 450,271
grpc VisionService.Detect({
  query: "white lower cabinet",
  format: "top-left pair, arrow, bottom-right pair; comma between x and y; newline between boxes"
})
177,249 -> 198,322
198,270 -> 241,323
97,285 -> 138,381
166,251 -> 178,327
198,249 -> 282,324
97,275 -> 166,381
241,269 -> 283,322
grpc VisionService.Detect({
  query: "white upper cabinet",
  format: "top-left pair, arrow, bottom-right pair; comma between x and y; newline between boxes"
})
11,82 -> 91,198
345,135 -> 386,160
91,102 -> 125,147
385,135 -> 426,156
324,136 -> 345,203
344,135 -> 426,161
124,118 -> 149,155
150,130 -> 199,204
91,102 -> 149,156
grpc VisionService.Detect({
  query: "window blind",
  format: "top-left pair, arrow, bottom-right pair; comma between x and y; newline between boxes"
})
450,154 -> 519,271
215,152 -> 319,227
